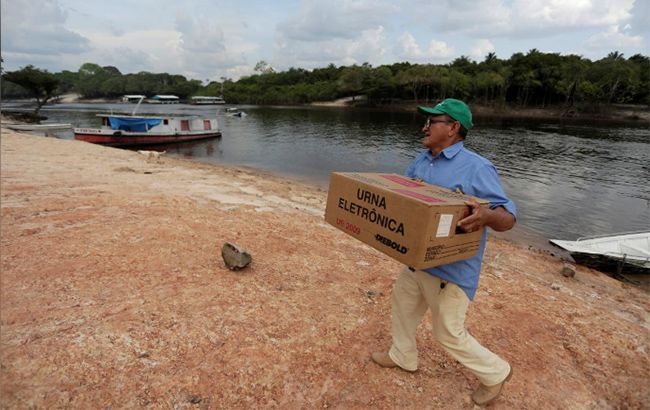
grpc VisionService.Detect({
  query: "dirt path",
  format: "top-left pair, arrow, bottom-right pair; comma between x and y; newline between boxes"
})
1,130 -> 648,408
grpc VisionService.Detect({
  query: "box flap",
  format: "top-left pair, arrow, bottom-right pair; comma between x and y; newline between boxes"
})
335,172 -> 489,206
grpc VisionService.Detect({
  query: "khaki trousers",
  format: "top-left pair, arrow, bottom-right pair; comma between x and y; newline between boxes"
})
388,267 -> 510,386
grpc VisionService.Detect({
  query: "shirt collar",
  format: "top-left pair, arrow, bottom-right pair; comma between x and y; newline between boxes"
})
429,141 -> 464,160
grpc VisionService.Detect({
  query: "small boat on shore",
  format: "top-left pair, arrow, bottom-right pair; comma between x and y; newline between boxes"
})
550,231 -> 650,274
5,123 -> 73,131
74,114 -> 221,147
224,107 -> 246,117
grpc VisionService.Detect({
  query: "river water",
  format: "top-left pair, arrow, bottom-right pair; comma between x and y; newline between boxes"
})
7,102 -> 650,244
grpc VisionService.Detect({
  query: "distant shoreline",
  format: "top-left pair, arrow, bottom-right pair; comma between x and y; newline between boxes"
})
311,97 -> 650,126
4,95 -> 649,126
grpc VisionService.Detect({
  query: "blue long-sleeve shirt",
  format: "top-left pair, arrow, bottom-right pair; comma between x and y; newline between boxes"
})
405,142 -> 516,300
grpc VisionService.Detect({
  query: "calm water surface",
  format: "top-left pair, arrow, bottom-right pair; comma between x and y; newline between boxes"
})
11,102 -> 650,243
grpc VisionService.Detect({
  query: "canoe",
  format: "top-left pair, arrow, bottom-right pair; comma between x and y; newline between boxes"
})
550,231 -> 650,274
5,123 -> 73,131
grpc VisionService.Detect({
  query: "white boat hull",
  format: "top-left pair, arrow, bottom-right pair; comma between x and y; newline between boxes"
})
5,123 -> 72,131
550,231 -> 650,273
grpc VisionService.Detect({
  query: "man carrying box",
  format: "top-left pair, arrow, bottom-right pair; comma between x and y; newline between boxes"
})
371,98 -> 517,406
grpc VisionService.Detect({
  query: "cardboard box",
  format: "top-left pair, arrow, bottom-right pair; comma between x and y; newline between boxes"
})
324,172 -> 489,269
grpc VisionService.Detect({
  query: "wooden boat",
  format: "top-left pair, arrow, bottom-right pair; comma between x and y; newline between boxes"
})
74,114 -> 221,147
5,123 -> 72,131
550,231 -> 650,274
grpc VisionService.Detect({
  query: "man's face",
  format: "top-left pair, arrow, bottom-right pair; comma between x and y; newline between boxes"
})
421,115 -> 456,151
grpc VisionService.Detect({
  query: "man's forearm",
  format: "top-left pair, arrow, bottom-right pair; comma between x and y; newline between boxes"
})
486,206 -> 516,232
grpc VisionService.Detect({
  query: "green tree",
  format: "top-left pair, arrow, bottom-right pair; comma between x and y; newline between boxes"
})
254,60 -> 275,74
628,54 -> 650,105
364,66 -> 394,103
76,63 -> 110,98
587,52 -> 638,104
338,65 -> 365,100
2,65 -> 60,118
554,55 -> 590,107
396,65 -> 428,102
54,70 -> 79,94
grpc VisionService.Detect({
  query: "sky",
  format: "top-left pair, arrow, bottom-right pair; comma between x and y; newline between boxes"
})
1,0 -> 648,82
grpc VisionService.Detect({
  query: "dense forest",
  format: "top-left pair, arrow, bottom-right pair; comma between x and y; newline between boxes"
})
2,50 -> 649,110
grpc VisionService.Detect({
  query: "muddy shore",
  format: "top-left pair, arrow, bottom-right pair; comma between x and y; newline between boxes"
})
1,129 -> 648,408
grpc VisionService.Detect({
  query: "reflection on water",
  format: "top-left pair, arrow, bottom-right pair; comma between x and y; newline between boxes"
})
10,102 -> 650,241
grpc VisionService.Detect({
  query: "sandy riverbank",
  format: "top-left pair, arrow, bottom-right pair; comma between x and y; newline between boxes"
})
1,130 -> 648,408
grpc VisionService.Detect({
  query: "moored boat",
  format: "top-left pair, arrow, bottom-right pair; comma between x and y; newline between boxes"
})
550,231 -> 650,274
74,114 -> 221,147
191,96 -> 225,105
5,123 -> 73,131
146,95 -> 179,104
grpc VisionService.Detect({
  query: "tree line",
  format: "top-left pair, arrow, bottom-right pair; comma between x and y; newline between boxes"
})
2,50 -> 648,115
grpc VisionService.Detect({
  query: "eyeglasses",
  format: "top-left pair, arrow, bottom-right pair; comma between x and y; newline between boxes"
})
424,118 -> 455,128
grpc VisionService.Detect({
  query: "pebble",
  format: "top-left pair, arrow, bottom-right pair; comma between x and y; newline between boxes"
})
221,242 -> 252,270
365,290 -> 383,299
561,263 -> 576,278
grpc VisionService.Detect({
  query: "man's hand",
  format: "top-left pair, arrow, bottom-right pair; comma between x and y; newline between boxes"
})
457,199 -> 486,233
457,199 -> 515,233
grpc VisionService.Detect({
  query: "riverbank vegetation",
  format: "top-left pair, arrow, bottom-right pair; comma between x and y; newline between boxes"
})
2,50 -> 648,112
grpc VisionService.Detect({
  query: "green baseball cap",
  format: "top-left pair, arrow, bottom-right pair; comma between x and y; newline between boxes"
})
418,98 -> 474,130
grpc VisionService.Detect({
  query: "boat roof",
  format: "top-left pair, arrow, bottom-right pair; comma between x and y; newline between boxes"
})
96,113 -> 194,119
151,95 -> 179,99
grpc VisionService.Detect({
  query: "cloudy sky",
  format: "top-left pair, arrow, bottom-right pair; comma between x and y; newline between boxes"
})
1,0 -> 647,81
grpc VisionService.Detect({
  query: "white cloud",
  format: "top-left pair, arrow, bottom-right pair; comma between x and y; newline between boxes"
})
269,0 -> 397,69
469,39 -> 496,61
627,0 -> 650,36
1,0 -> 90,56
224,65 -> 256,80
278,0 -> 398,42
411,0 -> 511,35
584,25 -> 643,51
272,0 -> 397,70
510,0 -> 632,27
65,14 -> 259,80
85,30 -> 183,74
395,32 -> 454,62
0,0 -> 646,79
272,26 -> 388,69
413,0 -> 637,38
173,13 -> 257,79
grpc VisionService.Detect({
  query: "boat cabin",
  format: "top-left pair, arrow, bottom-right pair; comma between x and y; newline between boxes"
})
97,115 -> 217,133
121,95 -> 147,103
191,96 -> 226,105
147,95 -> 180,104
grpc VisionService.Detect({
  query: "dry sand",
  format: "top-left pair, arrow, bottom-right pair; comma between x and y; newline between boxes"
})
1,129 -> 648,409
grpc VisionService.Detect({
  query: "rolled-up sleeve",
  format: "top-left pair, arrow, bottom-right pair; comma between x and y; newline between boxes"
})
471,164 -> 517,219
